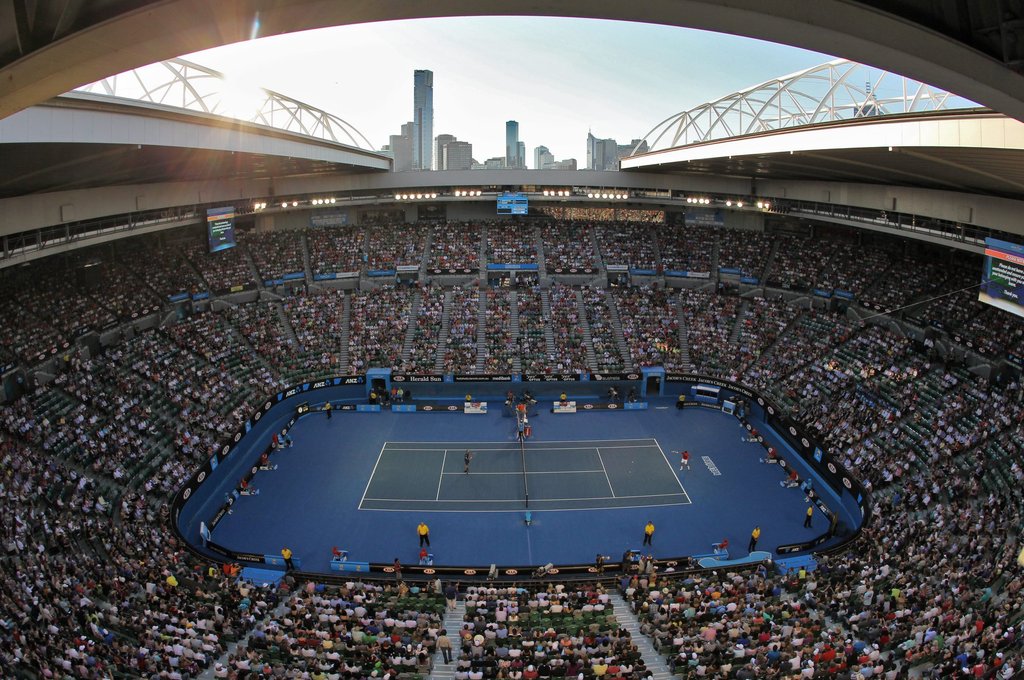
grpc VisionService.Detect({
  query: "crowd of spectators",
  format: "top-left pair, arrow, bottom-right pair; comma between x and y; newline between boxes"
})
596,223 -> 658,270
547,285 -> 590,374
859,253 -> 957,312
734,297 -> 801,375
487,222 -> 538,265
241,230 -> 307,284
0,291 -> 66,363
217,580 -> 444,678
542,221 -> 598,272
366,225 -> 427,271
283,290 -> 348,373
814,241 -> 894,298
2,220 -> 1024,679
717,230 -> 774,281
515,289 -> 549,374
443,286 -> 480,373
0,434 -> 263,678
431,223 -> 482,271
223,300 -> 315,383
613,287 -> 683,370
308,226 -> 365,277
126,242 -> 207,300
16,263 -> 118,333
456,581 -> 649,680
659,225 -> 715,274
185,242 -> 254,292
679,290 -> 742,378
580,287 -> 627,372
405,285 -> 445,373
349,286 -> 413,372
482,289 -> 516,373
742,310 -> 855,393
766,234 -> 832,292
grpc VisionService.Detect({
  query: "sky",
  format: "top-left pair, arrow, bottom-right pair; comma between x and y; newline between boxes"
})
182,17 -> 839,164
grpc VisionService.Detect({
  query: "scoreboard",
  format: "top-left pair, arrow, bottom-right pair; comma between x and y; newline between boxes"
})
979,237 -> 1024,319
207,206 -> 236,253
497,192 -> 529,215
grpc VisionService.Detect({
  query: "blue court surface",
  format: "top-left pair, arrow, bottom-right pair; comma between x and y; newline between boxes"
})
210,400 -> 850,573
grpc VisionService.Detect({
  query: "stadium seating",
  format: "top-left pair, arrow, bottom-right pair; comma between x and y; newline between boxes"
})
0,218 -> 1022,678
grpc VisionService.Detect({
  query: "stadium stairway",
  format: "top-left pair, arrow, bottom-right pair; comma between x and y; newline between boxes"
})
575,288 -> 601,372
429,599 -> 466,680
710,233 -> 720,283
475,290 -> 488,373
510,290 -> 523,374
605,294 -> 635,370
435,289 -> 454,373
402,290 -> 423,366
729,299 -> 750,344
534,225 -> 549,286
339,292 -> 351,373
479,223 -> 489,288
675,294 -> 694,372
606,591 -> 673,680
275,301 -> 301,347
540,289 -> 558,359
243,245 -> 263,289
420,229 -> 434,278
301,232 -> 313,283
759,238 -> 782,285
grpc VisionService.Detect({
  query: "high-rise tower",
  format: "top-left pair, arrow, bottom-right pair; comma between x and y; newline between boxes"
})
413,70 -> 434,171
505,120 -> 520,168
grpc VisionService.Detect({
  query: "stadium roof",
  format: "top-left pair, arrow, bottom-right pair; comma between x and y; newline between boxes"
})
622,110 -> 1024,200
2,1 -> 1024,126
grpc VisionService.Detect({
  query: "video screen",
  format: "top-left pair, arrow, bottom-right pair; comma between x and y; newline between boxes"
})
979,237 -> 1024,319
207,207 -> 236,253
497,192 -> 529,215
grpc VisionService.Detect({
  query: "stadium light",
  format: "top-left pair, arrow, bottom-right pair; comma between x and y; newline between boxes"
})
292,201 -> 298,207
280,202 -> 287,208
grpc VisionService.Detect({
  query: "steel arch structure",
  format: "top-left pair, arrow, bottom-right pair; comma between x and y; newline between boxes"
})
634,59 -> 977,154
72,58 -> 375,150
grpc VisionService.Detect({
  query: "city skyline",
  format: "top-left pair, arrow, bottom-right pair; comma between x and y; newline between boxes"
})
183,17 -> 842,161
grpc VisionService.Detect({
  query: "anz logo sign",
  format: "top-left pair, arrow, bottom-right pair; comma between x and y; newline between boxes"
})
312,380 -> 328,389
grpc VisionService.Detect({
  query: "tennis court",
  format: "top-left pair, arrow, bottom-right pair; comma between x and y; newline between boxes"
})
359,438 -> 691,511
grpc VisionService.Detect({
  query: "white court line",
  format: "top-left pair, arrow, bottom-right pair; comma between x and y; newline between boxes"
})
357,442 -> 389,510
653,439 -> 692,503
363,492 -> 687,503
385,445 -> 657,452
384,438 -> 660,445
445,469 -> 607,476
435,450 -> 447,501
595,448 -> 617,498
358,500 -> 692,514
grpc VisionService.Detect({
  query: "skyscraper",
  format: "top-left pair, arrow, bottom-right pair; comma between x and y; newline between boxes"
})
505,120 -> 520,168
389,122 -> 415,172
517,142 -> 525,170
434,134 -> 455,170
442,141 -> 473,171
413,70 -> 433,171
587,131 -> 619,171
534,145 -> 553,170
